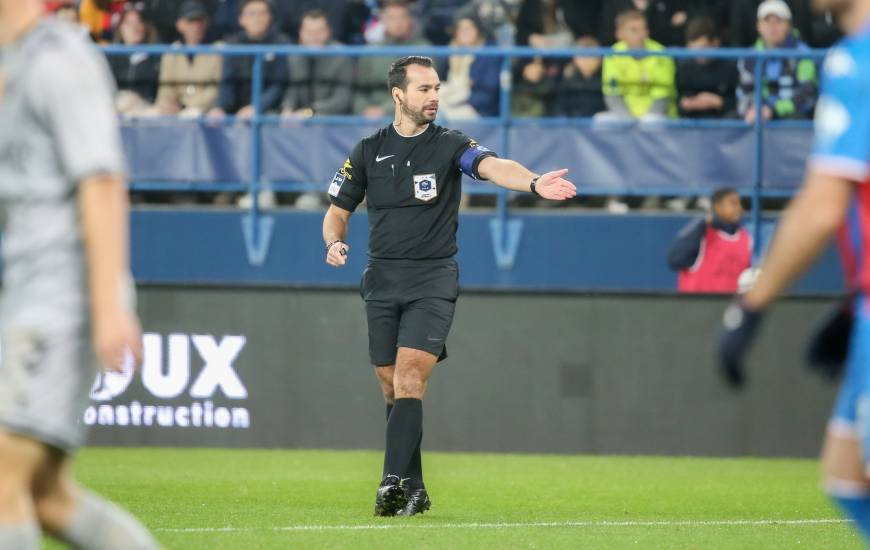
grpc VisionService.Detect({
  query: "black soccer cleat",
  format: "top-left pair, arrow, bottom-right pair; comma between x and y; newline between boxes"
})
397,488 -> 431,516
374,475 -> 409,516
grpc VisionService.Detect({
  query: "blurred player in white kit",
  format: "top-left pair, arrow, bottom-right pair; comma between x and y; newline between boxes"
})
0,0 -> 158,547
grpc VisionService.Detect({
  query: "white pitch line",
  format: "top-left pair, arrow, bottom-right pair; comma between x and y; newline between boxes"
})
156,518 -> 849,534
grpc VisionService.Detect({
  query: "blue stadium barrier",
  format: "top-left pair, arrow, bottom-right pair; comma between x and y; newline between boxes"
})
105,44 -> 829,276
130,209 -> 842,294
121,120 -> 811,196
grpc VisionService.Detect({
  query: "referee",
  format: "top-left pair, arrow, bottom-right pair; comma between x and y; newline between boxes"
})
322,55 -> 576,516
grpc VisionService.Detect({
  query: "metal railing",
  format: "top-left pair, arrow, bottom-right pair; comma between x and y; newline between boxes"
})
103,44 -> 828,260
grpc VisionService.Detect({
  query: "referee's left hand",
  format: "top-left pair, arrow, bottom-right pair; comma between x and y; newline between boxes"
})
535,169 -> 577,201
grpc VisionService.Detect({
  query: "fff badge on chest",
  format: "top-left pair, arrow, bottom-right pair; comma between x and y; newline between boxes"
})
413,173 -> 437,201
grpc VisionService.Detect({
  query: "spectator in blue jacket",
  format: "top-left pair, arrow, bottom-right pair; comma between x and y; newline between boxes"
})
736,0 -> 817,122
208,0 -> 290,119
438,15 -> 502,119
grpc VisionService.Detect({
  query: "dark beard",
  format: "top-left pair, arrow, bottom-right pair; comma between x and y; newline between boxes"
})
401,103 -> 436,125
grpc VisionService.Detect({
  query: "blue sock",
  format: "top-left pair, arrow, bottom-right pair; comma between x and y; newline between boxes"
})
832,494 -> 870,540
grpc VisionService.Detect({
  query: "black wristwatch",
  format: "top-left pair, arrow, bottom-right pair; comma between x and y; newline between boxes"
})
529,176 -> 541,196
326,240 -> 347,254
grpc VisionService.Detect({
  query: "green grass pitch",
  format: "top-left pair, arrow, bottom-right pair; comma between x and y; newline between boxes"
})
46,448 -> 860,549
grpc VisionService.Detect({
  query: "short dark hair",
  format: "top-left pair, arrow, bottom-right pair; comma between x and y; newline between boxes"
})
382,0 -> 410,10
303,8 -> 328,22
711,186 -> 739,205
241,0 -> 271,14
615,9 -> 645,30
685,16 -> 718,43
387,56 -> 435,93
575,34 -> 600,47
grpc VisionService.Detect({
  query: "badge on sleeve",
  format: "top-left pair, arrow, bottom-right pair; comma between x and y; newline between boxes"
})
413,173 -> 437,201
328,171 -> 345,197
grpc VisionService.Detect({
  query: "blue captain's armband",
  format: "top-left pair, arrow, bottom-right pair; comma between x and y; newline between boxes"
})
459,143 -> 497,180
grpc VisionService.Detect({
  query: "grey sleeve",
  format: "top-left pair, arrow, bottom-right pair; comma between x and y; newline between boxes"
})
352,57 -> 376,113
31,48 -> 126,186
604,96 -> 632,116
646,99 -> 670,116
282,57 -> 301,111
312,57 -> 354,115
353,57 -> 392,114
282,88 -> 300,111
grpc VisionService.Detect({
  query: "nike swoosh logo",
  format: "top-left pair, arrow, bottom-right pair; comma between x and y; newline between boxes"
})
376,155 -> 395,162
427,336 -> 442,342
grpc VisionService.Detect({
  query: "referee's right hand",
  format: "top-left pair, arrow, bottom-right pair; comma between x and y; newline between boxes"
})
326,241 -> 350,267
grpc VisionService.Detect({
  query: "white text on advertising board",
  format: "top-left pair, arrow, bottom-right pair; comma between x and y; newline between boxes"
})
83,333 -> 250,430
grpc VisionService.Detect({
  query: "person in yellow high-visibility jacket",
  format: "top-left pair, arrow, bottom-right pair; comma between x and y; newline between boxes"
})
602,10 -> 676,118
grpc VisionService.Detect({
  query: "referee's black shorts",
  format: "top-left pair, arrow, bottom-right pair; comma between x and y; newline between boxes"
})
360,257 -> 459,366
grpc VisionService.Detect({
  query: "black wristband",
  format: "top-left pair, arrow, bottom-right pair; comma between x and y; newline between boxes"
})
326,239 -> 346,253
529,176 -> 541,196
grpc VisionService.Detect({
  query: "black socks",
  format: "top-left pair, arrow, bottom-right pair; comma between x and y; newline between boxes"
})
406,430 -> 424,490
383,398 -> 423,488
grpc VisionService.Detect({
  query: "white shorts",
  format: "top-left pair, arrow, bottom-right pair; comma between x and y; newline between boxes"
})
0,327 -> 96,452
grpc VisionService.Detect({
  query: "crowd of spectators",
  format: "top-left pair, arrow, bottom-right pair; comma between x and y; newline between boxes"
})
47,0 -> 834,210
49,0 -> 837,122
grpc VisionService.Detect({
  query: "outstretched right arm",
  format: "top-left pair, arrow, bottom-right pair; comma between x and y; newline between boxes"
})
323,205 -> 352,267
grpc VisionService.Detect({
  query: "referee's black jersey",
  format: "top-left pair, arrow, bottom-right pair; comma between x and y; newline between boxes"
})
328,123 -> 497,260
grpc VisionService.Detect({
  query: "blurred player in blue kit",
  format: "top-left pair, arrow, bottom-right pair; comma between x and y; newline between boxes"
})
717,0 -> 870,540
0,0 -> 157,548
